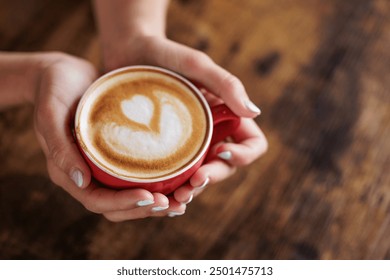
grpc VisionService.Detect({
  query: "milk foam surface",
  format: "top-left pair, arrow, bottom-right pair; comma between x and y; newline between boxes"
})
78,70 -> 208,179
102,92 -> 192,160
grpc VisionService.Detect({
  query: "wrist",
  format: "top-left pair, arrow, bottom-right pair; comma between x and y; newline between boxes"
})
94,0 -> 168,41
0,52 -> 63,107
93,0 -> 169,71
101,34 -> 164,71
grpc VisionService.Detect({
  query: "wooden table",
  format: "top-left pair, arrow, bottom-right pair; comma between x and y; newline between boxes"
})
0,0 -> 389,259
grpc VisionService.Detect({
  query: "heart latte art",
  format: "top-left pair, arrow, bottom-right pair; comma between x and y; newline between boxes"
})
78,70 -> 208,179
101,93 -> 193,161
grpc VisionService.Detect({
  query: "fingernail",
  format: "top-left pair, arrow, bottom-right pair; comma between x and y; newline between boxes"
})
245,100 -> 261,115
168,211 -> 185,218
193,177 -> 210,189
218,151 -> 232,160
137,200 -> 155,207
151,205 -> 169,212
184,194 -> 193,204
71,169 -> 83,188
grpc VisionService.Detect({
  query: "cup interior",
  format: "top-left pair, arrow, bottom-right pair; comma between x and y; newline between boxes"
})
75,66 -> 213,183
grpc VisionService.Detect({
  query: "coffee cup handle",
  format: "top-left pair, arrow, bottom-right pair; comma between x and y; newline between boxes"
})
210,104 -> 241,145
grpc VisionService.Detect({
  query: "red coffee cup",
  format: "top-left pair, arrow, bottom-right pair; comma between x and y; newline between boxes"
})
74,66 -> 240,194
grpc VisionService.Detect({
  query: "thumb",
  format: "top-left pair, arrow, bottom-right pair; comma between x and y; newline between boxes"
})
35,106 -> 92,189
34,56 -> 96,189
145,38 -> 261,118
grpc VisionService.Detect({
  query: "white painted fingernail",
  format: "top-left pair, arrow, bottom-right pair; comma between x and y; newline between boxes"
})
245,100 -> 261,115
151,205 -> 169,212
168,211 -> 185,218
136,200 -> 154,207
193,177 -> 210,189
71,169 -> 83,188
184,194 -> 193,204
218,151 -> 232,160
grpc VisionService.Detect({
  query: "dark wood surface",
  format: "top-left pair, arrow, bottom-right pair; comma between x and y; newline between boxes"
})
0,0 -> 389,259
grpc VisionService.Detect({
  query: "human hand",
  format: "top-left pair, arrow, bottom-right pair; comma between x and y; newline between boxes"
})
34,52 -> 186,221
173,91 -> 267,204
101,36 -> 268,205
102,36 -> 261,117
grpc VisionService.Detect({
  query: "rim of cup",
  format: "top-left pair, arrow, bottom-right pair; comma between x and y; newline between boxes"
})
74,65 -> 213,183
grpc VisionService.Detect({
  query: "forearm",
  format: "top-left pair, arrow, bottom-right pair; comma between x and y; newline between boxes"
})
93,0 -> 170,70
0,52 -> 47,108
93,0 -> 169,42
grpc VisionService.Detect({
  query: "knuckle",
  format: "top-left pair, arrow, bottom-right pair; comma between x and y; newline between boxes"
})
45,52 -> 77,67
103,213 -> 122,223
226,166 -> 238,177
43,52 -> 96,82
46,163 -> 62,186
47,51 -> 70,61
256,135 -> 269,156
237,156 -> 252,166
41,51 -> 70,66
235,138 -> 268,166
41,52 -> 77,75
262,138 -> 269,154
221,72 -> 242,94
183,51 -> 211,72
83,199 -> 101,214
35,102 -> 54,130
49,145 -> 68,170
49,144 -> 65,165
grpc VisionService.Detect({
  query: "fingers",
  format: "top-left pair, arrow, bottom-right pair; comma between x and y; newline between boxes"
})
145,38 -> 261,118
103,196 -> 186,222
81,186 -> 184,221
173,184 -> 195,204
214,118 -> 268,166
81,158 -> 237,222
190,160 -> 237,189
82,186 -> 156,214
173,159 -> 237,204
174,118 -> 267,204
47,161 -> 185,222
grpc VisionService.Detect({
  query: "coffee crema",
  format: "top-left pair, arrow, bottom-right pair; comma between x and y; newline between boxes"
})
77,69 -> 208,179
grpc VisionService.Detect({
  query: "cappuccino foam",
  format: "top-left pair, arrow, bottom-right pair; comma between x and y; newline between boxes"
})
78,69 -> 208,179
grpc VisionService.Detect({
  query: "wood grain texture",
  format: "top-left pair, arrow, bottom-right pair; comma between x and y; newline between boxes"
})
0,0 -> 389,259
